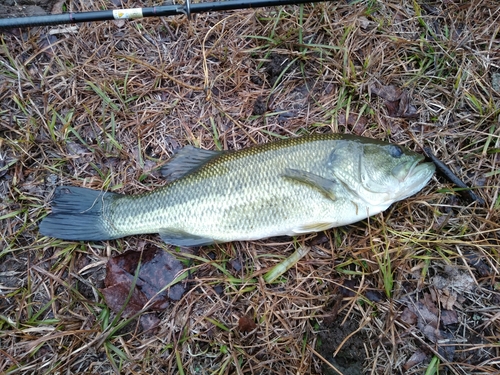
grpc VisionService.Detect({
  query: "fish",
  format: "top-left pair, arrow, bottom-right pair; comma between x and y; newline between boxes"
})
39,133 -> 435,246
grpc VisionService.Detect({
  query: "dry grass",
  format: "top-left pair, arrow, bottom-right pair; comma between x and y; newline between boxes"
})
1,0 -> 499,374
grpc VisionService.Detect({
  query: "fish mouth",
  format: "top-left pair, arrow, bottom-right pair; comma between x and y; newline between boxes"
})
395,156 -> 435,196
393,155 -> 431,181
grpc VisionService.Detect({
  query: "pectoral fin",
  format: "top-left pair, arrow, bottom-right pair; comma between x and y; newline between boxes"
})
161,146 -> 223,182
284,168 -> 337,201
159,229 -> 215,247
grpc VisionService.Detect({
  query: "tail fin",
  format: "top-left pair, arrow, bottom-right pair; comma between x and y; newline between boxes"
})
39,186 -> 121,241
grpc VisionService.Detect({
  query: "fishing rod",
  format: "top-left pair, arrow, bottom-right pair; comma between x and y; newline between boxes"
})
0,0 -> 331,30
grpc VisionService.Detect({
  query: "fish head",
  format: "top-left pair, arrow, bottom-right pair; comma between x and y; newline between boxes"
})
331,139 -> 435,207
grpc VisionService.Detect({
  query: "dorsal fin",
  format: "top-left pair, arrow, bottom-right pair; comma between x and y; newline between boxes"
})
160,145 -> 223,182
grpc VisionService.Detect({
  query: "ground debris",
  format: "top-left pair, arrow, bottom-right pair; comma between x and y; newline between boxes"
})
402,297 -> 456,361
369,83 -> 418,118
102,247 -> 186,330
431,264 -> 475,293
336,110 -> 369,135
238,315 -> 257,333
403,350 -> 429,371
397,263 -> 496,368
464,251 -> 493,278
317,312 -> 367,375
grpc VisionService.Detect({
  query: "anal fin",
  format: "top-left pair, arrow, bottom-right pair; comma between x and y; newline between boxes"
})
159,229 -> 215,247
292,222 -> 334,234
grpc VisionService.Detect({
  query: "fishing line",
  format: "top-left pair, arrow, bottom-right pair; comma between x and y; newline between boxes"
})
0,0 -> 332,30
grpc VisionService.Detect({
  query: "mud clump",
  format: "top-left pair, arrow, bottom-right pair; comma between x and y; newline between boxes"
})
317,314 -> 367,375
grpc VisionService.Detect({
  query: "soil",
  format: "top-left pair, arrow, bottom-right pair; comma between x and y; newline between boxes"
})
318,314 -> 367,375
0,0 -> 59,18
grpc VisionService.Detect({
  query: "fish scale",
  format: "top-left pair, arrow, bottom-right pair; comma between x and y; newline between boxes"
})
39,134 -> 435,246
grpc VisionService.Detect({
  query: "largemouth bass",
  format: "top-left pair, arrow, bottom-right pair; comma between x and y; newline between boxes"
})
39,134 -> 435,246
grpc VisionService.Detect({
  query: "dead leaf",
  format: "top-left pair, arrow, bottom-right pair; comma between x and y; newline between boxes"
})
421,323 -> 439,343
431,265 -> 475,293
113,19 -> 126,28
139,313 -> 161,334
357,16 -> 374,30
229,258 -> 243,272
38,34 -> 58,57
370,83 -> 418,118
102,247 -> 186,317
405,300 -> 438,339
51,0 -> 68,13
464,251 -> 491,277
238,315 -> 257,333
440,289 -> 458,310
403,350 -> 428,370
441,310 -> 458,326
336,111 -> 369,135
370,84 -> 402,102
404,299 -> 456,361
422,292 -> 439,316
400,307 -> 418,325
66,142 -> 89,157
101,282 -> 148,318
365,290 -> 384,302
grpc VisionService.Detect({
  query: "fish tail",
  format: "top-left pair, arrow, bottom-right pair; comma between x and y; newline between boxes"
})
39,186 -> 120,241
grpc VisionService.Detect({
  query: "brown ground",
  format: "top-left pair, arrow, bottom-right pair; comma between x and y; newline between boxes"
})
1,1 -> 499,374
0,0 -> 57,18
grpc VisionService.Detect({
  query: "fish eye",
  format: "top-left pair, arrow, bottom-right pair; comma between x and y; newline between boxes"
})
388,145 -> 403,158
